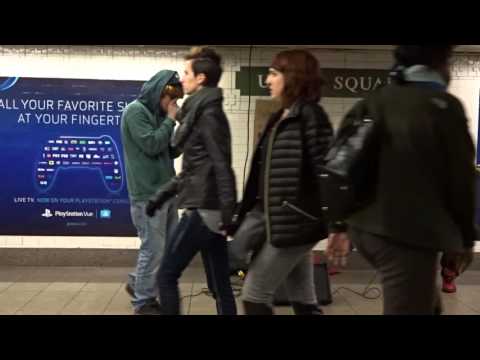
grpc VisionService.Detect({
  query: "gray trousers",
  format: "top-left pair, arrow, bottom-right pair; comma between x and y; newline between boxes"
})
349,226 -> 441,315
242,241 -> 318,307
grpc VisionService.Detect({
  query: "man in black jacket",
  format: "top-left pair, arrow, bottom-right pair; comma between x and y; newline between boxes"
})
326,45 -> 476,315
146,47 -> 237,315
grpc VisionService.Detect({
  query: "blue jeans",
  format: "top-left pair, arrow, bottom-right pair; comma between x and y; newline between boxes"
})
128,198 -> 178,310
157,209 -> 237,315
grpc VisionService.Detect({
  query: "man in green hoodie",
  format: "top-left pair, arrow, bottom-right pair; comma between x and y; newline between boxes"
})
120,70 -> 183,315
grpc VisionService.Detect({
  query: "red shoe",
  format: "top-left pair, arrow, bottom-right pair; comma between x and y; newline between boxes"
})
328,266 -> 341,276
441,268 -> 457,293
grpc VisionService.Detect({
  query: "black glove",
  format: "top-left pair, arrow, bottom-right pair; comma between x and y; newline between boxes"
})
145,200 -> 159,217
219,214 -> 241,237
328,220 -> 348,234
218,222 -> 236,237
145,177 -> 181,217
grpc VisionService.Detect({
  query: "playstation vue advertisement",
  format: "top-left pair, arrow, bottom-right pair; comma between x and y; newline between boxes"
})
0,77 -> 143,236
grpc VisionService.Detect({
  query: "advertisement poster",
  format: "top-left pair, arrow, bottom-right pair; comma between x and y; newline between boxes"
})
0,76 -> 143,236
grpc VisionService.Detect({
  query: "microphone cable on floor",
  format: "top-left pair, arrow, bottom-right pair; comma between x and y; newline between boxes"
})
331,271 -> 382,300
181,271 -> 382,302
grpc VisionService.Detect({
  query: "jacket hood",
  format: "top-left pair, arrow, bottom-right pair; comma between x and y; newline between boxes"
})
137,70 -> 181,116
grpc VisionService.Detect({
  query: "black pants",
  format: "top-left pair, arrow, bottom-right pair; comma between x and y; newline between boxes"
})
157,209 -> 237,315
349,227 -> 441,315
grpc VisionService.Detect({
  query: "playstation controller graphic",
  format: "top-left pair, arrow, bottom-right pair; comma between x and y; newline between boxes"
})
34,135 -> 124,193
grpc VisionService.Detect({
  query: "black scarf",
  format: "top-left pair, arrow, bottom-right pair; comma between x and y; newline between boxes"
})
171,87 -> 223,151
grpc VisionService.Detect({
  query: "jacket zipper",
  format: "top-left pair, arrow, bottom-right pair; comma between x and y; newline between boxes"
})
282,201 -> 319,221
264,122 -> 277,243
264,107 -> 303,242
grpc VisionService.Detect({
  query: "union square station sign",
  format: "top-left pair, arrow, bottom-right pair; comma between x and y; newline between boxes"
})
235,67 -> 391,98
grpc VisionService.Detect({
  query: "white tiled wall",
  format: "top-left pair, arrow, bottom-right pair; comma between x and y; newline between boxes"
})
1,45 -> 480,251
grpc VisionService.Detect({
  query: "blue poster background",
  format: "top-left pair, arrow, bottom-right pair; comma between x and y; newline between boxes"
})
0,76 -> 143,236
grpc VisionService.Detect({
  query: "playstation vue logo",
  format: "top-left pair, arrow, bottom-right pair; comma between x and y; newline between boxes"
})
42,209 -> 53,218
40,209 -> 95,218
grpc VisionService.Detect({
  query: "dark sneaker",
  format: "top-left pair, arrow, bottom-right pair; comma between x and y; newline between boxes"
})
125,283 -> 135,298
291,302 -> 324,315
134,301 -> 162,315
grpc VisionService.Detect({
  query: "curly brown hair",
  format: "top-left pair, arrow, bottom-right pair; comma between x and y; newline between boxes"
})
162,84 -> 184,99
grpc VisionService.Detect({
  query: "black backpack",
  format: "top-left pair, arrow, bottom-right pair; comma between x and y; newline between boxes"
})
319,93 -> 383,223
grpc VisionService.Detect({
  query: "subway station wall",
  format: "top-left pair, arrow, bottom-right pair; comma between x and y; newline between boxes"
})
0,45 -> 479,250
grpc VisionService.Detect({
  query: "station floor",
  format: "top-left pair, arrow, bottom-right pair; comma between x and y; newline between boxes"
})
0,266 -> 480,315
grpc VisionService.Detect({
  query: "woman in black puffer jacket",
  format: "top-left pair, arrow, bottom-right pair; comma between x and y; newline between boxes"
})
233,49 -> 334,315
